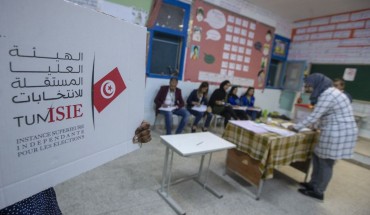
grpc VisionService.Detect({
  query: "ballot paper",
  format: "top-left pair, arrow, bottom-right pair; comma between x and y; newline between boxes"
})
247,107 -> 262,112
191,104 -> 207,112
258,124 -> 296,136
159,106 -> 177,112
230,121 -> 297,136
229,120 -> 268,133
232,106 -> 247,111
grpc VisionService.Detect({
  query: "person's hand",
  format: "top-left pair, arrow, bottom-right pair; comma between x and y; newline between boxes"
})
287,125 -> 298,132
133,121 -> 151,144
216,101 -> 224,105
162,104 -> 168,108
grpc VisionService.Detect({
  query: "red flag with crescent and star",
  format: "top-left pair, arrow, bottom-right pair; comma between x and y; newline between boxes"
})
93,67 -> 126,113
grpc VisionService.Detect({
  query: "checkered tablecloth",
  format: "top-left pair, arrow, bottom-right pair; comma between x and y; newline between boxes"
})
222,122 -> 318,179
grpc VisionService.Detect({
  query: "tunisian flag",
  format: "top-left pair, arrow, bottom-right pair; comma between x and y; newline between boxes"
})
94,67 -> 126,113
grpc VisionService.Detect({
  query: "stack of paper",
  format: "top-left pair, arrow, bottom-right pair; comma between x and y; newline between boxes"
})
191,105 -> 207,112
229,120 -> 268,134
159,106 -> 177,112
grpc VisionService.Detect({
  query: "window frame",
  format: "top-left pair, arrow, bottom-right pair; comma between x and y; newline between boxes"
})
146,0 -> 190,80
265,34 -> 291,89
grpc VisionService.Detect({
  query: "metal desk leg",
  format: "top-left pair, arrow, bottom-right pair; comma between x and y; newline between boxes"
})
194,153 -> 223,198
158,147 -> 186,215
255,180 -> 264,200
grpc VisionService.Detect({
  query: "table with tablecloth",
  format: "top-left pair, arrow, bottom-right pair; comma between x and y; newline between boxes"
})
222,121 -> 318,199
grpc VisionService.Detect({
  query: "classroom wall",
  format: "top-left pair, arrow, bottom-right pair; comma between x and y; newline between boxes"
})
288,9 -> 370,138
142,0 -> 293,127
71,0 -> 369,138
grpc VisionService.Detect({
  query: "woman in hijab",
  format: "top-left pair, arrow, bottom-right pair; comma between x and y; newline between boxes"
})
288,73 -> 358,201
209,80 -> 239,127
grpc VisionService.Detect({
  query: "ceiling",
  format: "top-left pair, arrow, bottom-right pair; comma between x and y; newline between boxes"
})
246,0 -> 370,22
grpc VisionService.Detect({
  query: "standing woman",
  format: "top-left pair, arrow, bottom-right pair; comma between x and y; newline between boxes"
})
187,82 -> 213,132
227,86 -> 248,120
240,87 -> 258,120
209,80 -> 238,127
288,73 -> 358,201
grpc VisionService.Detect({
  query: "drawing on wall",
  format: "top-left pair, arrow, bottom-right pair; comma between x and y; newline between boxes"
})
206,29 -> 221,41
191,45 -> 200,60
254,41 -> 262,52
196,7 -> 205,22
204,9 -> 226,29
185,0 -> 275,88
260,57 -> 268,69
273,39 -> 287,57
192,26 -> 202,42
263,44 -> 270,56
257,69 -> 266,87
204,53 -> 215,64
265,30 -> 272,42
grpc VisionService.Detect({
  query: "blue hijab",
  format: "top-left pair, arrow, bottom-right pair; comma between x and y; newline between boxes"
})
305,73 -> 333,105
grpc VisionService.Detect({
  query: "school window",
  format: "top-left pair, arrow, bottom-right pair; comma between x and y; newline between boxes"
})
147,0 -> 190,79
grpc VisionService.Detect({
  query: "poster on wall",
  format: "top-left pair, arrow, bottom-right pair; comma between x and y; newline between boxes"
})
184,0 -> 275,88
0,0 -> 146,208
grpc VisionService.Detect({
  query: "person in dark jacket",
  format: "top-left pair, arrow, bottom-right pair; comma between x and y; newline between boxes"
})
187,82 -> 213,132
227,86 -> 248,120
240,87 -> 259,120
209,80 -> 238,127
154,77 -> 190,134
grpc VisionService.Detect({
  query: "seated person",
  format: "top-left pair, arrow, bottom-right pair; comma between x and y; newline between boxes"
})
240,87 -> 259,120
227,86 -> 248,120
209,80 -> 239,127
154,77 -> 190,134
187,82 -> 213,133
333,78 -> 352,103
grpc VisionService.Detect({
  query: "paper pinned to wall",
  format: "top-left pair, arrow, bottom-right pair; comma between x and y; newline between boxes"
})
343,68 -> 357,81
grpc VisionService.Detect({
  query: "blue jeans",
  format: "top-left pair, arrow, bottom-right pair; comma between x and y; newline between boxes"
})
246,110 -> 258,121
160,108 -> 190,134
188,109 -> 213,128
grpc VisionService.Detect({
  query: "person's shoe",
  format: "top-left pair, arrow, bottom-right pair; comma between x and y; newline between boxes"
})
191,127 -> 196,133
299,182 -> 313,190
202,127 -> 208,132
298,188 -> 324,201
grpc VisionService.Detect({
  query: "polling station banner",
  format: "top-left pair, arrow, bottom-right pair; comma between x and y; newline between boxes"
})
0,0 -> 146,208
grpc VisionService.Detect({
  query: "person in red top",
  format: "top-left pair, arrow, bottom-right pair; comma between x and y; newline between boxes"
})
154,77 -> 190,134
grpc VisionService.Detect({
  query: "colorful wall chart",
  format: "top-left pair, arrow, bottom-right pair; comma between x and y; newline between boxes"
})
184,0 -> 275,88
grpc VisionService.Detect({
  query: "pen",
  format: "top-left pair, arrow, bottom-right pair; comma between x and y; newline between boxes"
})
196,141 -> 203,145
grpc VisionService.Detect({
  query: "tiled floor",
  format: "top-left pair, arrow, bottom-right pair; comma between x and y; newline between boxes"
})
355,137 -> 370,157
55,127 -> 370,215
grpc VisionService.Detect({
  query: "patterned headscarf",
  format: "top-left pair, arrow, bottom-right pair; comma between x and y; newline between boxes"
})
305,73 -> 333,105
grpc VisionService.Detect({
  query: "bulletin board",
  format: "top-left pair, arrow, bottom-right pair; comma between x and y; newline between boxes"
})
184,0 -> 275,88
311,64 -> 370,102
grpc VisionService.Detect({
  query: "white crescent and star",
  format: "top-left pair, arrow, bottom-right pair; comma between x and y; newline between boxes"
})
101,80 -> 116,99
